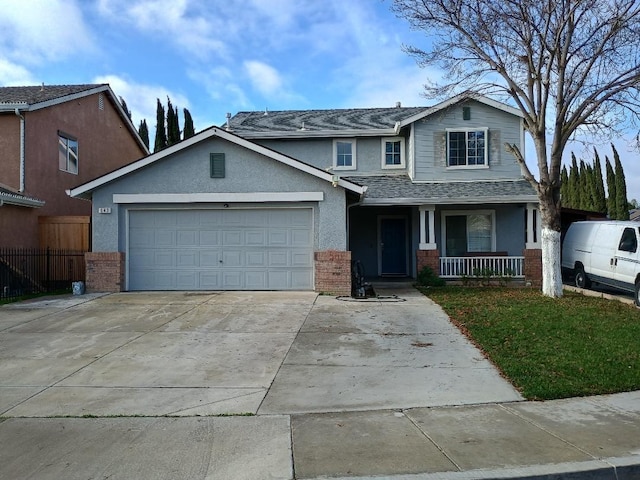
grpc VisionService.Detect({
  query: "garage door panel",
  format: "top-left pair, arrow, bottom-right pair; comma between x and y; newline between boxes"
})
291,271 -> 313,289
129,208 -> 313,291
200,231 -> 221,246
177,251 -> 197,267
176,272 -> 197,289
222,271 -> 242,289
177,230 -> 198,247
246,230 -> 266,246
292,252 -> 312,267
269,230 -> 288,246
245,271 -> 267,289
268,251 -> 288,267
222,251 -> 242,267
246,251 -> 266,267
199,271 -> 221,289
200,251 -> 220,267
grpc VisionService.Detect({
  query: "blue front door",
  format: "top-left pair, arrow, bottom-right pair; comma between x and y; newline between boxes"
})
380,217 -> 407,275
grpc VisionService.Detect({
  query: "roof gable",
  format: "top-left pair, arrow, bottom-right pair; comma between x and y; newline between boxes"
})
0,84 -> 149,154
68,126 -> 366,199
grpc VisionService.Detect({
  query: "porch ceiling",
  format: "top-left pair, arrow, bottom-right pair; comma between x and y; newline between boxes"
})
343,175 -> 538,205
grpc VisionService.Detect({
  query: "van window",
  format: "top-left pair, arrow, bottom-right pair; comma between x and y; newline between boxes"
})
618,228 -> 637,253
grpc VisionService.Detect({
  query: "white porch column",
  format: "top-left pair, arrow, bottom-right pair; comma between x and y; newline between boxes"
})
525,203 -> 541,249
419,205 -> 437,250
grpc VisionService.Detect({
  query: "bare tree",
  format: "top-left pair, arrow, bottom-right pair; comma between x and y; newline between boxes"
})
392,0 -> 640,297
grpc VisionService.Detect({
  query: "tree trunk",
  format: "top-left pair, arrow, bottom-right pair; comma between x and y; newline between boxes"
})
537,183 -> 563,297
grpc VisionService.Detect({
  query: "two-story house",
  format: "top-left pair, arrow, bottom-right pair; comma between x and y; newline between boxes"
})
0,84 -> 149,249
69,93 -> 542,294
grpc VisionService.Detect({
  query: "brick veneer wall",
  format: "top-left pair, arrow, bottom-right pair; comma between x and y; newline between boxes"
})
314,250 -> 351,296
85,252 -> 125,292
524,248 -> 542,287
416,249 -> 440,275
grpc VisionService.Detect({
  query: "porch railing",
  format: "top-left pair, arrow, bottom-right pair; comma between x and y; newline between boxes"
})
440,256 -> 525,279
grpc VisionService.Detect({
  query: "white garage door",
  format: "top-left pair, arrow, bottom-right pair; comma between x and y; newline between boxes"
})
128,208 -> 313,290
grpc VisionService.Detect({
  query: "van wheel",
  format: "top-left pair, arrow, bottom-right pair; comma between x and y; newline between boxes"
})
575,267 -> 591,289
635,282 -> 640,307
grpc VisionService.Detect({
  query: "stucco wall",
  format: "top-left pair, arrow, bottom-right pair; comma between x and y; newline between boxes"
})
256,136 -> 410,175
22,92 -> 146,219
0,114 -> 21,189
413,100 -> 522,182
90,136 -> 348,253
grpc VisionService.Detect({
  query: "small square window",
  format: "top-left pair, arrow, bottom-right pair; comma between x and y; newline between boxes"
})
210,153 -> 225,178
333,139 -> 356,170
381,137 -> 405,169
58,132 -> 78,174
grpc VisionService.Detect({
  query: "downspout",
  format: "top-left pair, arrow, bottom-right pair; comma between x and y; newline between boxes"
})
14,108 -> 25,192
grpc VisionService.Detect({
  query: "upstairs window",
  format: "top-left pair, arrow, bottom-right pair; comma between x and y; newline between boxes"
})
382,137 -> 405,169
447,128 -> 488,168
333,139 -> 356,170
58,131 -> 78,174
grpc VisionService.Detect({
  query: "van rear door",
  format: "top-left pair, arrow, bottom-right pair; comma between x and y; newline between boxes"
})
613,226 -> 640,292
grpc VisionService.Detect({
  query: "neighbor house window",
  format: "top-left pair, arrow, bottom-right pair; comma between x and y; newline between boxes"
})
381,137 -> 405,169
58,132 -> 78,174
446,128 -> 488,167
333,139 -> 356,170
442,211 -> 495,256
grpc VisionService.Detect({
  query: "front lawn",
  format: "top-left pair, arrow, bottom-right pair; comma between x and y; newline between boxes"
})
420,287 -> 640,400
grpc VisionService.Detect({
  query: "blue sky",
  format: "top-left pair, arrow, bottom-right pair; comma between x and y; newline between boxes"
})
1,0 -> 638,201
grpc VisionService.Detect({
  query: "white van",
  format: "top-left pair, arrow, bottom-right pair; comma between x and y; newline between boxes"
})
562,220 -> 640,305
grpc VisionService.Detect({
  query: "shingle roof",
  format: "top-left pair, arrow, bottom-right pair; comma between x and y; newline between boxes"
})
0,84 -> 104,105
343,175 -> 537,204
228,106 -> 427,133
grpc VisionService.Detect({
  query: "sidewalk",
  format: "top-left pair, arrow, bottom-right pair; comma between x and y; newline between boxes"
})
1,392 -> 638,479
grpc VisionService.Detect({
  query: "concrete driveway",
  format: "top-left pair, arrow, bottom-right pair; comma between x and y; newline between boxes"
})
0,287 -> 521,418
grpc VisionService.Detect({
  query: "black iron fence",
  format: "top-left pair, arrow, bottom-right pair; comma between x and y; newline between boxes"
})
0,248 -> 86,301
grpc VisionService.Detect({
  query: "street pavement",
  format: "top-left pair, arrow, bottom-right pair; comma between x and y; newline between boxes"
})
0,287 -> 638,479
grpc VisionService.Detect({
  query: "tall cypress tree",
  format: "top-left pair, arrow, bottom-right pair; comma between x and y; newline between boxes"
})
560,165 -> 570,207
166,97 -> 180,146
613,144 -> 630,220
605,156 -> 617,219
138,119 -> 149,149
183,108 -> 195,139
592,149 -> 607,213
119,96 -> 132,120
154,98 -> 167,153
569,153 -> 581,209
578,160 -> 590,210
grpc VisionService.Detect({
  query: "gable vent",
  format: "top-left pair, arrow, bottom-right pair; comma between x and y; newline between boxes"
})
98,93 -> 104,111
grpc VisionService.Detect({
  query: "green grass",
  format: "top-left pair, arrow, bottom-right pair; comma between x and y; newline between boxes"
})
420,287 -> 640,400
0,289 -> 71,306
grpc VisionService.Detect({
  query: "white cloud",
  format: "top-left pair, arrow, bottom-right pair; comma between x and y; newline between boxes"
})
97,0 -> 227,61
0,58 -> 36,86
244,61 -> 283,97
0,0 -> 95,65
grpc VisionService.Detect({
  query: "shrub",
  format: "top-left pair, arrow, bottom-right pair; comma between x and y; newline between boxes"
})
416,266 -> 446,287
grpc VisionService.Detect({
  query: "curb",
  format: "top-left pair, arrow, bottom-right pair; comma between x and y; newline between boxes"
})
316,455 -> 640,480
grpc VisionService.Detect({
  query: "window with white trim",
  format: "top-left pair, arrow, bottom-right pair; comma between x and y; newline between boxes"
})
442,210 -> 496,256
58,131 -> 78,174
446,128 -> 488,168
381,137 -> 405,169
333,139 -> 356,170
